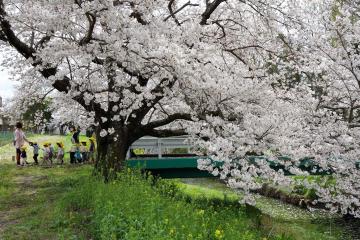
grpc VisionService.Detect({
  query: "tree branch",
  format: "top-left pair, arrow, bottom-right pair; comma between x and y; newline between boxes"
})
130,77 -> 178,126
0,3 -> 105,116
92,56 -> 149,86
164,0 -> 200,25
200,0 -> 226,25
130,11 -> 148,25
143,113 -> 193,129
144,128 -> 187,138
79,12 -> 96,46
0,2 -> 35,58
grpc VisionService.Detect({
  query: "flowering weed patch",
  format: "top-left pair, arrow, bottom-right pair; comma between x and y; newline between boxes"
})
55,170 -> 290,240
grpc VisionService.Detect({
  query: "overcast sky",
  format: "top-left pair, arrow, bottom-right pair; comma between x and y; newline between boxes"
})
0,67 -> 14,100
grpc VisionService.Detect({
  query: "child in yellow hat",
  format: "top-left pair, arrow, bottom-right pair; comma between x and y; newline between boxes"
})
41,143 -> 51,165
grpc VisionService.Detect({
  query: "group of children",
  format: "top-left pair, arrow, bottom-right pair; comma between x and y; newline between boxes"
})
18,137 -> 95,166
69,137 -> 96,164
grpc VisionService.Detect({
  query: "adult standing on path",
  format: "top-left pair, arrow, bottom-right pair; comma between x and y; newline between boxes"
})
69,126 -> 80,164
13,122 -> 28,166
70,126 -> 80,144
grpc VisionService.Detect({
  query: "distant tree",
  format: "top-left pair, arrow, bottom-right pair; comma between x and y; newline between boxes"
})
22,99 -> 53,132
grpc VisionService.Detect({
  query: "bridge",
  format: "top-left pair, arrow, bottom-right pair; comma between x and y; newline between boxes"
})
126,136 -> 212,178
126,136 -> 360,178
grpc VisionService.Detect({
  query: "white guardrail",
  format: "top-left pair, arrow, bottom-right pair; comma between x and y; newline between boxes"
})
128,136 -> 191,158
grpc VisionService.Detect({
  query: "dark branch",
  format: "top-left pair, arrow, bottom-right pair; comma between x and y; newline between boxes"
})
200,0 -> 226,25
92,57 -> 149,86
130,77 -> 178,126
130,11 -> 148,25
34,32 -> 52,50
164,0 -> 200,25
144,113 -> 193,129
144,128 -> 187,138
0,2 -> 35,58
79,12 -> 97,45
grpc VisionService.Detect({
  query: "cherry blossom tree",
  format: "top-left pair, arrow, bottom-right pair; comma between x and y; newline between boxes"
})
195,0 -> 360,216
0,0 -> 298,178
1,0 -> 360,216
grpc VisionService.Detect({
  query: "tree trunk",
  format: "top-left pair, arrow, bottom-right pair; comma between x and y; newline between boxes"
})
94,125 -> 134,181
59,124 -> 66,135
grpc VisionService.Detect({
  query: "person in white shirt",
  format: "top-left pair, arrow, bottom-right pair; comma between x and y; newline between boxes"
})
13,122 -> 29,166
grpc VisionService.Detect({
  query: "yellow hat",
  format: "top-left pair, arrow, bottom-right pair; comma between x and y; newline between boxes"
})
20,146 -> 27,151
57,142 -> 64,148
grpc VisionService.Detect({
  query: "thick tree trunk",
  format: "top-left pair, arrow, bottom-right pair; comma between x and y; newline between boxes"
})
94,125 -> 135,181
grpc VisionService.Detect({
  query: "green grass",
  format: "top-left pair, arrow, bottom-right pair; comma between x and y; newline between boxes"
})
0,164 -> 92,239
56,170 -> 277,240
0,164 -> 290,240
173,178 -> 345,240
0,135 -> 352,240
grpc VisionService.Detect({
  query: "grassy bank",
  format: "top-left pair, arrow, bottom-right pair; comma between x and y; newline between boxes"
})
175,178 -> 346,240
0,164 -> 290,240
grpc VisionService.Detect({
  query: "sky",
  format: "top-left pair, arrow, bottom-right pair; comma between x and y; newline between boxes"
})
0,67 -> 15,100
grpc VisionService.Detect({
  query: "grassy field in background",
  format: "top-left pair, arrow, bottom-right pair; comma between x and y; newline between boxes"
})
0,134 -> 90,164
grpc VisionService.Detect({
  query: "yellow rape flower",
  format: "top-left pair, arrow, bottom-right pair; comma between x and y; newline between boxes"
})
215,229 -> 224,239
198,209 -> 205,215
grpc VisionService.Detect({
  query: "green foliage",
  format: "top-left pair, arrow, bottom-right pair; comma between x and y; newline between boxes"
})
22,99 -> 53,129
292,175 -> 336,200
55,170 -> 287,240
170,148 -> 189,154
